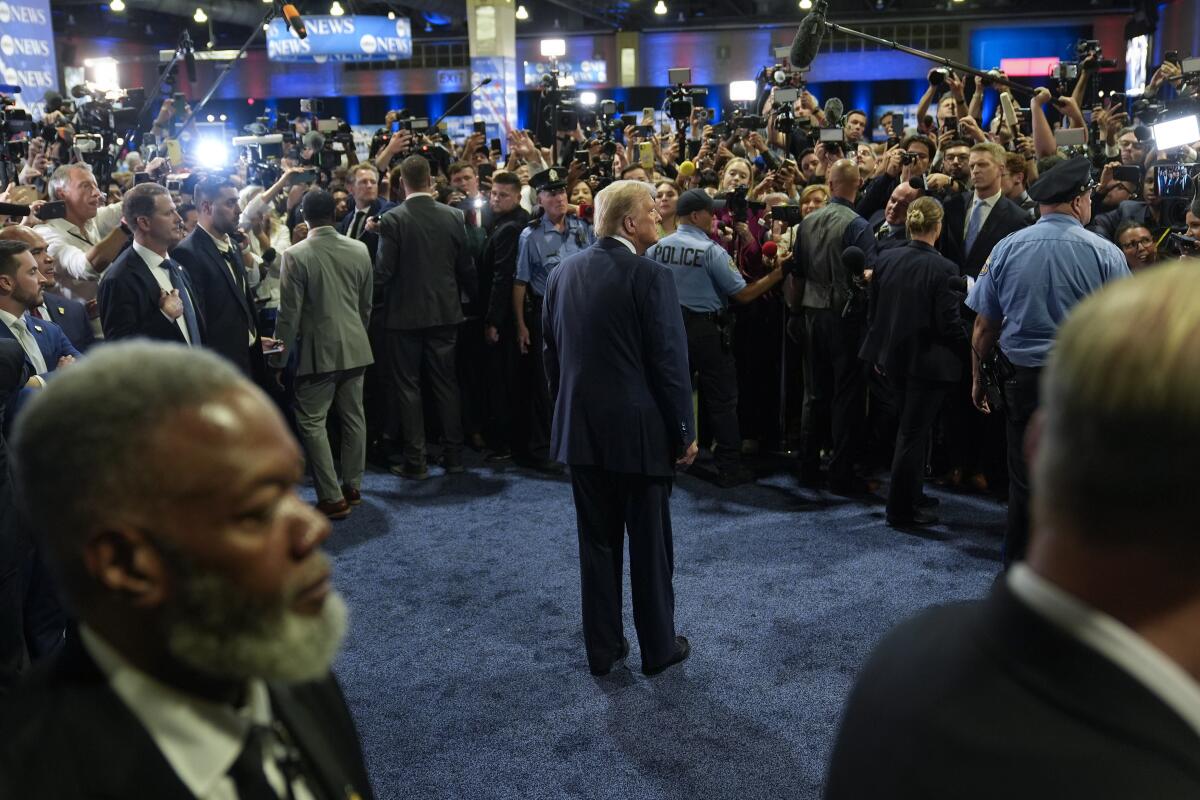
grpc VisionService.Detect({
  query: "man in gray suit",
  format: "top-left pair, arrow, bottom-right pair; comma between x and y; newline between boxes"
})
273,190 -> 374,519
376,155 -> 475,479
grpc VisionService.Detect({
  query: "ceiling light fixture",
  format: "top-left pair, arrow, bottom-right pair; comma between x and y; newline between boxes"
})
330,1 -> 345,16
653,1 -> 667,15
193,7 -> 207,23
516,4 -> 529,20
799,0 -> 812,8
110,0 -> 126,11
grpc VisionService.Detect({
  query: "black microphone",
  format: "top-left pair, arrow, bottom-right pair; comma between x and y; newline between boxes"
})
481,77 -> 493,85
842,245 -> 865,276
43,90 -> 62,113
282,3 -> 307,39
823,96 -> 844,127
184,42 -> 197,84
790,0 -> 829,70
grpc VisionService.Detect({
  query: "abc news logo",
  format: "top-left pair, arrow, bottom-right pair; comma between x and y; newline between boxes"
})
1,34 -> 52,58
0,1 -> 50,26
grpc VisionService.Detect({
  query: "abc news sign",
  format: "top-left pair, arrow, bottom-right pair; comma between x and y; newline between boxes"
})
0,0 -> 58,108
266,16 -> 412,63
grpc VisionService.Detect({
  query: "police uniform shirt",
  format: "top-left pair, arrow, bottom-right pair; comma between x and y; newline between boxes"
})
515,214 -> 595,297
649,223 -> 746,312
966,212 -> 1130,368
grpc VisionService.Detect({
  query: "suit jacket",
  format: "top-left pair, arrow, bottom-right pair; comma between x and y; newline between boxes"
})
481,207 -> 531,328
0,634 -> 376,799
542,238 -> 694,477
171,226 -> 261,377
859,240 -> 967,382
274,227 -> 375,376
375,195 -> 475,330
98,246 -> 206,345
0,340 -> 30,577
40,291 -> 94,352
939,191 -> 1030,278
1088,199 -> 1153,242
824,581 -> 1200,799
338,197 -> 396,267
0,313 -> 82,377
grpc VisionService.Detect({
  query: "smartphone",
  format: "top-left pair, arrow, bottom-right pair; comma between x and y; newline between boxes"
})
489,137 -> 502,153
38,201 -> 68,220
262,339 -> 285,356
686,139 -> 701,158
473,120 -> 487,135
477,163 -> 495,179
1054,127 -> 1087,147
637,141 -> 654,169
572,150 -> 590,165
620,113 -> 638,129
634,125 -> 654,138
288,169 -> 319,185
943,116 -> 958,133
1113,165 -> 1142,183
133,172 -> 154,186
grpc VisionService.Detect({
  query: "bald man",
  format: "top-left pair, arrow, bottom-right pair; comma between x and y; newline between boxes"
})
0,227 -> 93,352
790,159 -> 878,493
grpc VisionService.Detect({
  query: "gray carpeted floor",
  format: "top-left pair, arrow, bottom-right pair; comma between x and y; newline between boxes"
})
322,454 -> 1003,800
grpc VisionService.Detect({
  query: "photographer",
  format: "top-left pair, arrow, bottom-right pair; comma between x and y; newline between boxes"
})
1088,167 -> 1164,244
34,164 -> 129,303
856,134 -> 935,222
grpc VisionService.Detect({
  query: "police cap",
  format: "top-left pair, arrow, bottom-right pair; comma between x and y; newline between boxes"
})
1027,155 -> 1095,204
676,188 -> 727,217
531,167 -> 569,193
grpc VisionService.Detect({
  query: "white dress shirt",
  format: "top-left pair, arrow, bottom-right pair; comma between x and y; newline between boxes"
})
132,240 -> 192,345
0,307 -> 48,383
34,202 -> 123,301
962,189 -> 1004,240
79,626 -> 317,800
1008,563 -> 1200,738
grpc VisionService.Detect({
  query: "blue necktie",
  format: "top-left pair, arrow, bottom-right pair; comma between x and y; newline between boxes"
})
964,198 -> 985,255
165,259 -> 202,346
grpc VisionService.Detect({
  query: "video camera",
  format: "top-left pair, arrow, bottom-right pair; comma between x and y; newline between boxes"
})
665,68 -> 709,123
760,47 -> 809,91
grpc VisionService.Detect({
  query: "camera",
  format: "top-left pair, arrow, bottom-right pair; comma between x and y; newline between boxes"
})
900,151 -> 919,166
1076,39 -> 1117,69
770,204 -> 803,226
665,68 -> 709,123
721,185 -> 750,222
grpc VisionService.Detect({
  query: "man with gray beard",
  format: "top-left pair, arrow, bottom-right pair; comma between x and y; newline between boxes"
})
0,342 -> 374,800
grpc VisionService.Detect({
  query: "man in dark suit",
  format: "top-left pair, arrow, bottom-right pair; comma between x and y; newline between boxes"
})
98,183 -> 204,346
938,142 -> 1031,279
0,226 -> 94,352
543,180 -> 697,678
0,240 -> 81,389
172,176 -> 263,380
0,342 -> 375,799
825,262 -> 1200,799
338,163 -> 396,260
376,155 -> 475,479
0,338 -> 30,693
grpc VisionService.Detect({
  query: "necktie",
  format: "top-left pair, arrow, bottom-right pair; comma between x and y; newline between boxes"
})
228,727 -> 281,800
876,222 -> 890,241
165,259 -> 202,346
12,316 -> 48,375
964,197 -> 986,255
349,210 -> 367,240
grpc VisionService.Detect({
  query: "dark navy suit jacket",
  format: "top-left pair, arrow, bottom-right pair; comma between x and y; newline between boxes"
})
98,246 -> 206,345
542,238 -> 694,477
0,313 -> 82,377
40,292 -> 94,353
338,197 -> 397,265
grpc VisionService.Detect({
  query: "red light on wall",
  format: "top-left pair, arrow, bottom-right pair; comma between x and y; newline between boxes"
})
247,98 -> 255,105
999,57 -> 1060,78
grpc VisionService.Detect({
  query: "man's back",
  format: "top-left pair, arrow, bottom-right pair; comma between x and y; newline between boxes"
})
276,227 -> 374,377
825,581 -> 1200,799
375,195 -> 474,330
542,238 -> 693,478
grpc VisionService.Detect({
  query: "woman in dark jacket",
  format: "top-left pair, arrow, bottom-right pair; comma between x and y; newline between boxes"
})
860,197 -> 969,526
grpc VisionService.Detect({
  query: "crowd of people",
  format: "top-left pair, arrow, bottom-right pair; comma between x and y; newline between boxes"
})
2,23 -> 1200,796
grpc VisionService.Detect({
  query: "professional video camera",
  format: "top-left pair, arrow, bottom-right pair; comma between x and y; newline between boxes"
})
578,98 -> 623,189
0,89 -> 34,184
1076,39 -> 1117,69
760,47 -> 809,91
721,184 -> 750,222
532,69 -> 582,149
665,68 -> 709,123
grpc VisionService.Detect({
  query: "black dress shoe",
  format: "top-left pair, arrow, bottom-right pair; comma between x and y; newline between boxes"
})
886,509 -> 939,527
590,638 -> 630,677
916,494 -> 940,509
439,455 -> 465,475
643,635 -> 690,676
390,463 -> 429,480
716,464 -> 755,488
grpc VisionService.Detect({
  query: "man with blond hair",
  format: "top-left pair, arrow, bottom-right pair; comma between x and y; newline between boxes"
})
826,259 -> 1200,798
542,180 -> 696,678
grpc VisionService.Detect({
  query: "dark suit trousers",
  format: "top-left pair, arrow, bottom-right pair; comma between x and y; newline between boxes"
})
387,325 -> 464,466
800,308 -> 867,483
570,466 -> 677,673
456,318 -> 487,439
515,297 -> 552,462
887,374 -> 952,519
484,323 -> 518,452
684,311 -> 741,470
1002,365 -> 1041,567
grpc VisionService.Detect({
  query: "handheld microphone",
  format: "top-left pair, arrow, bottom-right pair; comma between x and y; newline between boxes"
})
842,245 -> 865,276
761,240 -> 778,260
677,160 -> 697,179
823,97 -> 844,128
282,3 -> 307,39
789,0 -> 829,70
577,202 -> 593,222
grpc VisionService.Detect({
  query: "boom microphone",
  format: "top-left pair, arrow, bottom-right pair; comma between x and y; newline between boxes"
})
789,0 -> 829,70
823,97 -> 844,127
282,3 -> 308,39
184,45 -> 197,84
842,245 -> 865,276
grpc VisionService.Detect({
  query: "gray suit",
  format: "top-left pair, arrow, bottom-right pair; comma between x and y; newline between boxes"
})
274,226 -> 374,503
375,194 -> 476,468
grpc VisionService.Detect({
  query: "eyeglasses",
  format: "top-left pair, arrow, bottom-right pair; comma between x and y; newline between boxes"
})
1120,237 -> 1155,249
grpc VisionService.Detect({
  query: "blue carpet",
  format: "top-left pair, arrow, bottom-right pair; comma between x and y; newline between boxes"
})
319,454 -> 1003,799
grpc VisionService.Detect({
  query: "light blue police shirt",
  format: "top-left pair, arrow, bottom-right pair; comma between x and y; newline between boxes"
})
648,224 -> 746,312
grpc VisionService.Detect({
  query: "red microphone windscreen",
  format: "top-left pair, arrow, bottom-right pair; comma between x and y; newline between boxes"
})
762,241 -> 778,259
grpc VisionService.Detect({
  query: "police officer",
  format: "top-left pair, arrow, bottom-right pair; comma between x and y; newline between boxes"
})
650,189 -> 785,487
966,156 -> 1130,568
512,167 -> 595,470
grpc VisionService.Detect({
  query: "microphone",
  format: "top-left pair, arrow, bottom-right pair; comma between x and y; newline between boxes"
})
823,96 -> 844,128
842,245 -> 865,276
282,3 -> 307,39
790,0 -> 829,70
761,240 -> 778,260
677,160 -> 696,179
302,130 -> 326,151
43,90 -> 63,113
184,47 -> 197,84
577,202 -> 593,223
481,77 -> 493,85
